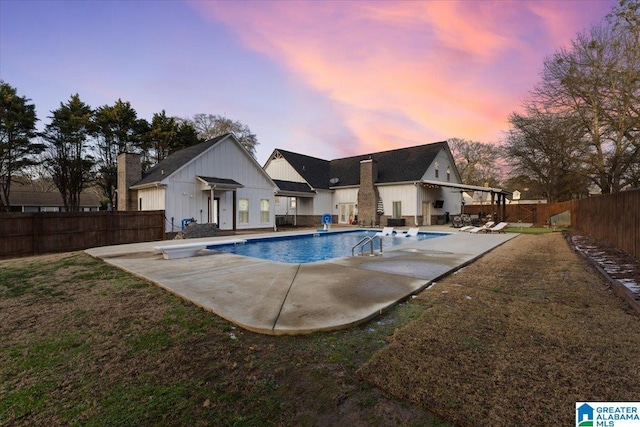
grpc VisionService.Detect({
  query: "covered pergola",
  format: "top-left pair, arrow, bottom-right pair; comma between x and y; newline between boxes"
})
420,179 -> 512,223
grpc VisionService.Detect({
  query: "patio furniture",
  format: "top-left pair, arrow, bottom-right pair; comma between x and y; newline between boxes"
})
400,228 -> 420,237
374,227 -> 395,237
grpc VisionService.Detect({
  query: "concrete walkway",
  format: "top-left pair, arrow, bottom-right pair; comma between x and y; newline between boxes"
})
85,226 -> 518,335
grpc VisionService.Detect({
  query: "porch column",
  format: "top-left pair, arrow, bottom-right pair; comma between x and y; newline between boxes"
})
490,192 -> 496,221
232,191 -> 236,231
501,194 -> 507,222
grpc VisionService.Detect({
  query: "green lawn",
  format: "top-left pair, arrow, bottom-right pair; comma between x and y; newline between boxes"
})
504,226 -> 571,234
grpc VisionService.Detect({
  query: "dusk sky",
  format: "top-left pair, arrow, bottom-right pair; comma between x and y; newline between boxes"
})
1,0 -> 616,164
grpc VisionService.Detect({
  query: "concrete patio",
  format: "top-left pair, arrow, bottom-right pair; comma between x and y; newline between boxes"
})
85,226 -> 518,335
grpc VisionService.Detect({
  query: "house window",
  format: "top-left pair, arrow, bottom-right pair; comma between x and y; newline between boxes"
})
290,197 -> 296,209
275,196 -> 280,205
434,162 -> 439,178
239,198 -> 249,224
446,166 -> 451,182
260,199 -> 269,223
392,201 -> 402,219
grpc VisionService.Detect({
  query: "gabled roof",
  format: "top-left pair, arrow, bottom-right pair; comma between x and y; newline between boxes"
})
272,179 -> 315,194
197,176 -> 243,189
329,142 -> 447,187
271,149 -> 331,189
133,134 -> 229,187
268,142 -> 449,190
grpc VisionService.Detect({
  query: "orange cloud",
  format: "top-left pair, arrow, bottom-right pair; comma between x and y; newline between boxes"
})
190,0 -> 611,152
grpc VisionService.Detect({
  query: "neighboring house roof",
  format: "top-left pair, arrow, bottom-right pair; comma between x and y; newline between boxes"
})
272,179 -> 315,194
509,188 -> 546,201
271,149 -> 331,189
9,184 -> 101,207
133,134 -> 229,187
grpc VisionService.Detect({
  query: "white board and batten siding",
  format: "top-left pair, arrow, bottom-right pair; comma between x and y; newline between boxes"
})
149,137 -> 276,232
264,157 -> 306,183
420,148 -> 463,216
313,190 -> 333,215
332,188 -> 357,216
138,186 -> 165,211
377,185 -> 417,216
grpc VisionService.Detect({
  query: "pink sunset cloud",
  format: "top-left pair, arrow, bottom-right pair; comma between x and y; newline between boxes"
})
191,0 -> 615,154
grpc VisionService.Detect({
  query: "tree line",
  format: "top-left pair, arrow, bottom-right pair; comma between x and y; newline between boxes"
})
0,87 -> 258,211
451,0 -> 639,203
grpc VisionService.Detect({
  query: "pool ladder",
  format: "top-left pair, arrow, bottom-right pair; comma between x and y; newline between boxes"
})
351,235 -> 383,257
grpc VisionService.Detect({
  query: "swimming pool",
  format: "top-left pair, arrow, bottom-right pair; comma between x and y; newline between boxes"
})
208,229 -> 446,263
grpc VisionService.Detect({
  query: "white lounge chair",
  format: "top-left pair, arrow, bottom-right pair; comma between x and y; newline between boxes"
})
468,221 -> 495,233
400,227 -> 419,237
486,222 -> 508,233
374,227 -> 394,237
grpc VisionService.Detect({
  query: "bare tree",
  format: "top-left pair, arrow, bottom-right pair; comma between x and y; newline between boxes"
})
504,107 -> 589,202
448,138 -> 502,187
185,114 -> 258,157
18,149 -> 57,192
533,0 -> 640,193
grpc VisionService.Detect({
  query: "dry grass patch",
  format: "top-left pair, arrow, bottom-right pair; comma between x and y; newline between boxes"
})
0,252 -> 445,426
358,233 -> 640,426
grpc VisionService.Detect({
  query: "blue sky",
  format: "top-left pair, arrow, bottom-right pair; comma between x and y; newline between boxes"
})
0,0 -> 616,164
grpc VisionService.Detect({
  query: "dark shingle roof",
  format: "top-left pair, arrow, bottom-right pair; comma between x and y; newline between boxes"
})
9,183 -> 101,208
197,176 -> 243,187
271,142 -> 447,188
134,134 -> 229,186
272,179 -> 315,194
329,142 -> 447,186
273,149 -> 331,189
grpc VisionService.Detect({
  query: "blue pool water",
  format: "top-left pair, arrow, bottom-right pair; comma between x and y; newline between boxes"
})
208,230 -> 445,264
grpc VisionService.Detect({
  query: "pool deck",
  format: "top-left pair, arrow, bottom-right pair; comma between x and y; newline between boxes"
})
85,226 -> 518,335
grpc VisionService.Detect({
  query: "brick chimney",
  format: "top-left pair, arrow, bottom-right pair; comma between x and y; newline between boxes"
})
117,152 -> 141,211
357,158 -> 380,226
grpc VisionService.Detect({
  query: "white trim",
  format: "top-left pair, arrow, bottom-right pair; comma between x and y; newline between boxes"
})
420,179 -> 510,195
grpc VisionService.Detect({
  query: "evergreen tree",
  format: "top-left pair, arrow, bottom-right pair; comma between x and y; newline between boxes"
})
42,94 -> 95,211
0,81 -> 40,211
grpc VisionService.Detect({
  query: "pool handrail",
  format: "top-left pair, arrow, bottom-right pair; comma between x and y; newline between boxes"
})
352,235 -> 383,257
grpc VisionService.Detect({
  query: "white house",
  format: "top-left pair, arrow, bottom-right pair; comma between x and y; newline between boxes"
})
264,141 -> 508,227
117,134 -> 278,232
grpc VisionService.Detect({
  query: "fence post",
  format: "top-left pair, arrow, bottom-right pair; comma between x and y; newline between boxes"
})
106,211 -> 111,246
31,213 -> 37,256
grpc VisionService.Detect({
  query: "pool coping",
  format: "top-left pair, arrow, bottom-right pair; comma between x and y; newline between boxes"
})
206,228 -> 450,263
85,226 -> 518,335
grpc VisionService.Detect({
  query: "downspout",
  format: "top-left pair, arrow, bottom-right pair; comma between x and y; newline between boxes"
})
274,191 -> 278,232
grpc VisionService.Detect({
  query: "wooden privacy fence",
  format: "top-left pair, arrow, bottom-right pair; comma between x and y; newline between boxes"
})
0,211 -> 165,259
463,202 -> 573,226
572,190 -> 640,261
464,189 -> 640,260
